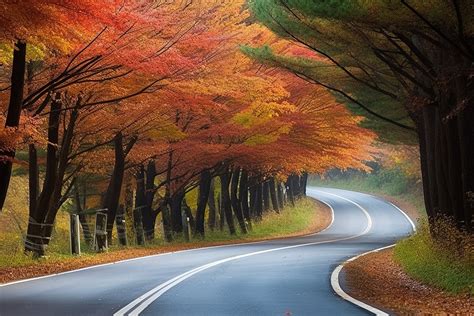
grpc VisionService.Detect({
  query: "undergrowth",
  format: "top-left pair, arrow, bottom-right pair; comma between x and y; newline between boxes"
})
309,167 -> 426,217
394,218 -> 474,294
0,197 -> 320,269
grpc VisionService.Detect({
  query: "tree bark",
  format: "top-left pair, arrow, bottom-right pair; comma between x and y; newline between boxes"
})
74,183 -> 92,245
142,160 -> 157,241
276,180 -> 285,209
115,204 -> 127,246
134,166 -> 146,245
301,172 -> 308,196
28,144 -> 39,217
286,177 -> 295,207
0,41 -> 27,211
103,132 -> 126,243
262,180 -> 271,212
249,180 -> 257,219
218,191 -> 225,231
239,170 -> 251,227
255,181 -> 263,220
231,168 -> 247,234
195,170 -> 212,237
25,95 -> 61,256
170,189 -> 184,234
220,171 -> 236,235
161,202 -> 173,242
40,110 -> 79,249
182,198 -> 195,233
269,177 -> 280,213
207,178 -> 217,231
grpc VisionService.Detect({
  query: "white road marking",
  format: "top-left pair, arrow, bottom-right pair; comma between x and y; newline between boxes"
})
311,189 -> 372,236
325,190 -> 417,316
114,191 -> 371,316
315,198 -> 335,233
330,245 -> 393,316
389,202 -> 417,231
2,188 -> 412,316
0,197 -> 333,288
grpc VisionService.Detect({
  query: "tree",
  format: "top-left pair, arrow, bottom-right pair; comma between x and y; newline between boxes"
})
247,0 -> 473,232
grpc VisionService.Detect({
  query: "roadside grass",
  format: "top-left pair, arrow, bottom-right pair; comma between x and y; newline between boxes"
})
309,168 -> 426,217
313,168 -> 473,295
394,219 -> 474,294
184,198 -> 321,243
0,175 -> 74,268
0,196 -> 322,272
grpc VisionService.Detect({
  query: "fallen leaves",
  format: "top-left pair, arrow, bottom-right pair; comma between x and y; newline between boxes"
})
1,199 -> 331,284
344,249 -> 473,315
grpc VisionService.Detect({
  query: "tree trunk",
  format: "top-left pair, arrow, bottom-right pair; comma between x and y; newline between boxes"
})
255,181 -> 263,220
207,178 -> 217,231
36,105 -> 80,250
124,178 -> 135,239
115,204 -> 127,246
286,177 -> 295,206
269,177 -> 280,213
103,132 -> 126,244
24,95 -> 61,256
218,191 -> 225,231
413,45 -> 474,233
134,166 -> 146,245
239,170 -> 251,227
262,180 -> 270,212
74,184 -> 92,245
249,180 -> 257,219
170,189 -> 184,234
231,168 -> 247,234
455,90 -> 474,232
28,144 -> 39,217
182,198 -> 195,234
301,172 -> 308,196
142,160 -> 157,241
195,170 -> 212,237
220,171 -> 236,235
161,202 -> 173,242
0,41 -> 26,211
293,175 -> 302,198
277,181 -> 284,209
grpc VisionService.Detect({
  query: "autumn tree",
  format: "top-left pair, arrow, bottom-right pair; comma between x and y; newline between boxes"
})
0,1 -> 124,210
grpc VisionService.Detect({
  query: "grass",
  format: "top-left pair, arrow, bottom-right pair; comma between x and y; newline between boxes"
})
0,175 -> 74,268
311,167 -> 473,295
186,198 -> 321,242
0,196 -> 321,271
394,219 -> 474,294
309,167 -> 426,217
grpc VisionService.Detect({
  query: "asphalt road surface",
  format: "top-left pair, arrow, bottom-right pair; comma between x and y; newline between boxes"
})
0,187 -> 415,316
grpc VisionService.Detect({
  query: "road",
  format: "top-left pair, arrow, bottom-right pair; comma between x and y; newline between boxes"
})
0,187 -> 415,316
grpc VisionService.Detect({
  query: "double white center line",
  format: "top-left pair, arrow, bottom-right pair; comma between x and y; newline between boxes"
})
114,191 -> 372,316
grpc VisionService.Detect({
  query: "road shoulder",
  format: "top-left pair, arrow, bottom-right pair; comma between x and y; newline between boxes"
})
344,248 -> 473,315
1,198 -> 331,284
343,195 -> 473,315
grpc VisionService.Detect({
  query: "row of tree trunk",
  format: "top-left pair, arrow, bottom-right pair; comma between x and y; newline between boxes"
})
413,44 -> 474,233
20,110 -> 310,256
90,167 -> 309,251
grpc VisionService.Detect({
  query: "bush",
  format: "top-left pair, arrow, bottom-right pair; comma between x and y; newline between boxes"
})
366,167 -> 413,195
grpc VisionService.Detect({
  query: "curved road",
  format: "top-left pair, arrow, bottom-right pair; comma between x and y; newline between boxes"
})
0,187 -> 415,315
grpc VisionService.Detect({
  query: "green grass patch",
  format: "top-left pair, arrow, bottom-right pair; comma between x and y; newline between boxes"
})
310,168 -> 474,294
309,168 -> 426,217
1,198 -> 320,269
394,220 -> 474,294
191,198 -> 319,242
